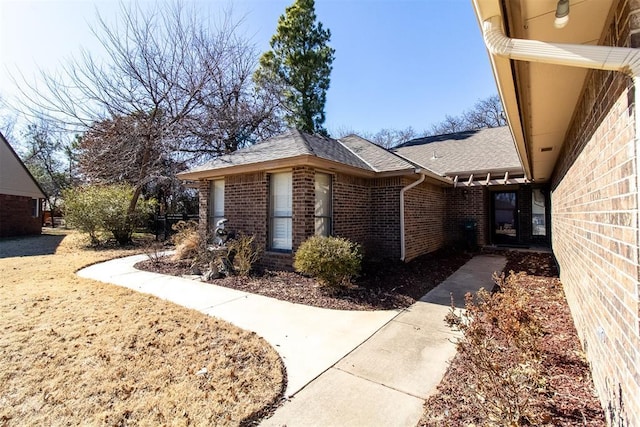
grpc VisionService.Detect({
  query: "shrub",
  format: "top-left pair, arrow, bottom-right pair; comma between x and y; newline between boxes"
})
445,272 -> 545,425
227,233 -> 262,277
171,220 -> 200,261
63,184 -> 155,245
293,236 -> 362,288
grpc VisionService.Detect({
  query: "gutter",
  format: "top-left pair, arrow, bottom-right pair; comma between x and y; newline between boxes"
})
483,16 -> 640,77
482,15 -> 640,150
400,171 -> 426,262
481,13 -> 640,280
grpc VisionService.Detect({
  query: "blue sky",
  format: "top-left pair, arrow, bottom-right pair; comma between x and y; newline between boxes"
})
0,0 -> 497,135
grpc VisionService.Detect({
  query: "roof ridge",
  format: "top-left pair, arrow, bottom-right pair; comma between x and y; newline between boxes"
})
292,128 -> 317,156
336,135 -> 379,172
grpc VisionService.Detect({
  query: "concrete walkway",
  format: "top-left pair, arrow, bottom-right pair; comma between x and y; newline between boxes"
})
78,253 -> 506,426
263,254 -> 506,426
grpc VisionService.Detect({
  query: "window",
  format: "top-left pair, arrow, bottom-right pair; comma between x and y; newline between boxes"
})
532,188 -> 546,236
315,173 -> 332,236
269,172 -> 292,250
31,199 -> 40,218
209,179 -> 225,229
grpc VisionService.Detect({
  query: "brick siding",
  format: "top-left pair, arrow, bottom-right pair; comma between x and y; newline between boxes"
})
444,186 -> 489,246
550,0 -> 640,423
0,194 -> 42,237
198,168 -> 449,269
333,173 -> 372,251
369,178 -> 404,259
403,179 -> 446,261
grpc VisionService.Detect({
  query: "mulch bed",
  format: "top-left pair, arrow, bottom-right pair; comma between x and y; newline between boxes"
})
135,247 -> 473,310
420,250 -> 606,426
137,247 -> 605,424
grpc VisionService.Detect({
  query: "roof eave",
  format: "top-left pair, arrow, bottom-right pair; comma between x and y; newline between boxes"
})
176,155 -> 380,180
471,0 -> 533,181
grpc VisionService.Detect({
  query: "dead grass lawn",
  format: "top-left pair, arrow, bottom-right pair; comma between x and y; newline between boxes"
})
0,230 -> 284,426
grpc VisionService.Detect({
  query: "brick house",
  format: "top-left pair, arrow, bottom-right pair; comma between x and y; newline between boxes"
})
472,0 -> 640,423
0,131 -> 45,237
178,127 -> 548,269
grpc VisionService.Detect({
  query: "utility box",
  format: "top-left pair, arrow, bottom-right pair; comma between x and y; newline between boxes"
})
462,219 -> 477,250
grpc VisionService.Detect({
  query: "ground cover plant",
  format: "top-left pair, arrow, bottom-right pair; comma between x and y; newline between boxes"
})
420,251 -> 606,426
136,246 -> 473,310
0,230 -> 284,426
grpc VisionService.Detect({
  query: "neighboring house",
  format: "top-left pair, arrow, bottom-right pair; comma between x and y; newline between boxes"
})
0,131 -> 46,237
472,0 -> 640,423
178,126 -> 546,270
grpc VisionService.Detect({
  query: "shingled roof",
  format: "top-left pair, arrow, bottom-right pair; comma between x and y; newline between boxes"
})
393,127 -> 522,177
178,129 -> 417,179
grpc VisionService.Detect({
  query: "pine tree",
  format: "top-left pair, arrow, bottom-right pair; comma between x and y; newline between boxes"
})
255,0 -> 335,135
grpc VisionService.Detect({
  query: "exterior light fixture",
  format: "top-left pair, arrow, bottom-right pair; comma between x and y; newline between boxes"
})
554,0 -> 569,29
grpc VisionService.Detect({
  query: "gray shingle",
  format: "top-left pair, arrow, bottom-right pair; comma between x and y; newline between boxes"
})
181,129 -> 417,176
393,127 -> 522,176
338,135 -> 415,172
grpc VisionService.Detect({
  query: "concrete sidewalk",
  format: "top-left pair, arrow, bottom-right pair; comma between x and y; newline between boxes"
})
262,254 -> 506,426
78,253 -> 506,426
77,255 -> 399,396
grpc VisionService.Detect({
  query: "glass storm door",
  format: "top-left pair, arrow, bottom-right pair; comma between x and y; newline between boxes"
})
492,191 -> 518,244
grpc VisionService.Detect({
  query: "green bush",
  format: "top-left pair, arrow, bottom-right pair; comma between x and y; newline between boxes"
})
293,236 -> 362,288
63,184 -> 156,245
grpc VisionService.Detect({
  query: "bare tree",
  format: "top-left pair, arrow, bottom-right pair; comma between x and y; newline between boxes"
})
20,119 -> 73,219
332,126 -> 417,149
427,95 -> 506,136
463,95 -> 507,129
14,2 -> 282,214
428,114 -> 469,136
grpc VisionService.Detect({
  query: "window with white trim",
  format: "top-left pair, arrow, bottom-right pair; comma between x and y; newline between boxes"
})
269,172 -> 292,250
315,173 -> 332,236
209,179 -> 225,229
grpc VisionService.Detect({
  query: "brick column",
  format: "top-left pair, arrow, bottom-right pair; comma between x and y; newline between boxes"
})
197,180 -> 210,235
292,166 -> 315,252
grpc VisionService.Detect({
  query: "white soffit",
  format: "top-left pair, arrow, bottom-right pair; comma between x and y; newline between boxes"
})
513,0 -> 613,183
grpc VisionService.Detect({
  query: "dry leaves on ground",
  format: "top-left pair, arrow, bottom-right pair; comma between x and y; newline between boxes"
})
0,230 -> 284,426
420,251 -> 606,426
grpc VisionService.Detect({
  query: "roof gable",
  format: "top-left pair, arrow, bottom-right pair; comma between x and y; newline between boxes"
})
0,132 -> 46,199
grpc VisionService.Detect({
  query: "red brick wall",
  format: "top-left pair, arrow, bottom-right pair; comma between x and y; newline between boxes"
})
198,169 -> 450,268
550,1 -> 640,423
369,178 -> 404,259
292,167 -> 315,251
0,194 -> 42,237
333,173 -> 372,252
403,179 -> 446,261
444,186 -> 489,246
197,180 -> 210,236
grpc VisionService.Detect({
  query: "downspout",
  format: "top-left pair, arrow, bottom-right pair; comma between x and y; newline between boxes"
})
400,171 -> 425,262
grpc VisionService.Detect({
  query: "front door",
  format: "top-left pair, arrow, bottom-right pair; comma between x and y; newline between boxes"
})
492,191 -> 518,244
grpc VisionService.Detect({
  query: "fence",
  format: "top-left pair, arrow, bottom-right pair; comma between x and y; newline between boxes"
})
154,213 -> 199,241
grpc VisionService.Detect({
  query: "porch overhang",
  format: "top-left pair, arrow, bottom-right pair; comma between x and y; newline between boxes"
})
471,0 -> 616,184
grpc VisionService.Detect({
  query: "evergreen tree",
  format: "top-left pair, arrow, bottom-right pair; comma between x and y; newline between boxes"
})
255,0 -> 335,135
